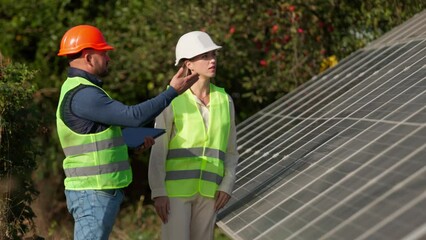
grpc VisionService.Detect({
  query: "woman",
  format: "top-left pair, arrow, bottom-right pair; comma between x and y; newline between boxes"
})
148,31 -> 239,240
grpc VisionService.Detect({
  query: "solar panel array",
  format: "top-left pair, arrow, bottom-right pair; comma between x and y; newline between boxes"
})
217,10 -> 426,240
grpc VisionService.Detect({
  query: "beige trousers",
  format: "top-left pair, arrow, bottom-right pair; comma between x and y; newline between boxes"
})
162,194 -> 216,240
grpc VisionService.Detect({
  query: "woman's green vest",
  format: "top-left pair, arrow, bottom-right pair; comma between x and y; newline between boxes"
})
56,77 -> 132,190
166,84 -> 230,198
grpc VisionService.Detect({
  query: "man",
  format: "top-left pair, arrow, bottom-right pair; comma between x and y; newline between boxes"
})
55,25 -> 198,240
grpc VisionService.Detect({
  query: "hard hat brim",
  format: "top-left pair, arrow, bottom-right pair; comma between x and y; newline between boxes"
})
174,45 -> 222,66
57,44 -> 114,56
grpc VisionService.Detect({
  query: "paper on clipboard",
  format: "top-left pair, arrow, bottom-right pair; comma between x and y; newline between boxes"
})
122,127 -> 166,148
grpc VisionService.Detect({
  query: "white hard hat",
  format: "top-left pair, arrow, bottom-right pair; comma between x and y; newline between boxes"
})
175,31 -> 222,66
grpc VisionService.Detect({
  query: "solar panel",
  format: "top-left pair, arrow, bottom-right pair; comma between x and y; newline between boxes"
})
217,10 -> 426,240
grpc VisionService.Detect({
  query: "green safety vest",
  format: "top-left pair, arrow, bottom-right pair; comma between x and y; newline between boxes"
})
166,84 -> 230,198
56,77 -> 132,190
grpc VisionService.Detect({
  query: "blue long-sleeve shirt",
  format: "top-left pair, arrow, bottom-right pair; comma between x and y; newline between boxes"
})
62,67 -> 178,134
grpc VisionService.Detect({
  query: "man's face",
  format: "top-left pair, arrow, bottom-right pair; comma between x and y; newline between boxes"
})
84,49 -> 111,77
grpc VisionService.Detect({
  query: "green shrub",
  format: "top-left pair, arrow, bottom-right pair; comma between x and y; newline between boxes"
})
0,60 -> 40,239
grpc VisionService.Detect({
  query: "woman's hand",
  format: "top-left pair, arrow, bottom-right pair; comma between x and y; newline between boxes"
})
154,196 -> 170,224
215,191 -> 231,212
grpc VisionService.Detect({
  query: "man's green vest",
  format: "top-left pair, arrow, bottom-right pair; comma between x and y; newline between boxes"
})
56,77 -> 132,190
166,84 -> 230,198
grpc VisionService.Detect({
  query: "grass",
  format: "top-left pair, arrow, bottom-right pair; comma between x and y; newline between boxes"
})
32,190 -> 231,239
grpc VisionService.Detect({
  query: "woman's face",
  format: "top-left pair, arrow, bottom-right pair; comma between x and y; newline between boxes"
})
187,50 -> 218,78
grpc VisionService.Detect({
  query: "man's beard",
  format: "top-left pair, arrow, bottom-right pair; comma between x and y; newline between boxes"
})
98,70 -> 109,77
97,67 -> 109,77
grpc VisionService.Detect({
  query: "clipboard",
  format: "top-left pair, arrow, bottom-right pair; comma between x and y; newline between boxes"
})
122,127 -> 166,148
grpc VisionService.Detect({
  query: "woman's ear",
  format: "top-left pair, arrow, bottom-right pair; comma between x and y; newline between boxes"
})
184,61 -> 192,75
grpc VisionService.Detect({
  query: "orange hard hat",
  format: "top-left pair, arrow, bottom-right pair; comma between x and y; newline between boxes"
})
57,25 -> 114,56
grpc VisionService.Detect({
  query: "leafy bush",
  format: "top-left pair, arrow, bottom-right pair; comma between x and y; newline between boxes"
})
0,59 -> 40,239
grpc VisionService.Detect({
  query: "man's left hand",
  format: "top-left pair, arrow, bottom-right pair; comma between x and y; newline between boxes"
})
134,136 -> 155,154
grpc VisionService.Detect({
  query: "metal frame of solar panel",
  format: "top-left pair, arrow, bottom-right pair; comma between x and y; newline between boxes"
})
217,10 -> 426,240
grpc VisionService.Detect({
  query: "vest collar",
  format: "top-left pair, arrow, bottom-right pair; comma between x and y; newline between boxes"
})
67,67 -> 103,87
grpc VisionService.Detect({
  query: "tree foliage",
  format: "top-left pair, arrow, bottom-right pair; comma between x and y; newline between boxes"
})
0,0 -> 424,117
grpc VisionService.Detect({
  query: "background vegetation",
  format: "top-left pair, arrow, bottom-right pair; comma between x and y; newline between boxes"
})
0,0 -> 424,239
0,61 -> 40,239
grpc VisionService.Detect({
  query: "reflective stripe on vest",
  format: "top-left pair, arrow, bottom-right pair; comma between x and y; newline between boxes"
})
166,170 -> 223,185
64,160 -> 130,177
167,147 -> 226,162
62,136 -> 125,156
56,76 -> 132,190
166,84 -> 230,198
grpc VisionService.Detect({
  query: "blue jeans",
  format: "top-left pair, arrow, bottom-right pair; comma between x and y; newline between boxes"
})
65,189 -> 124,240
